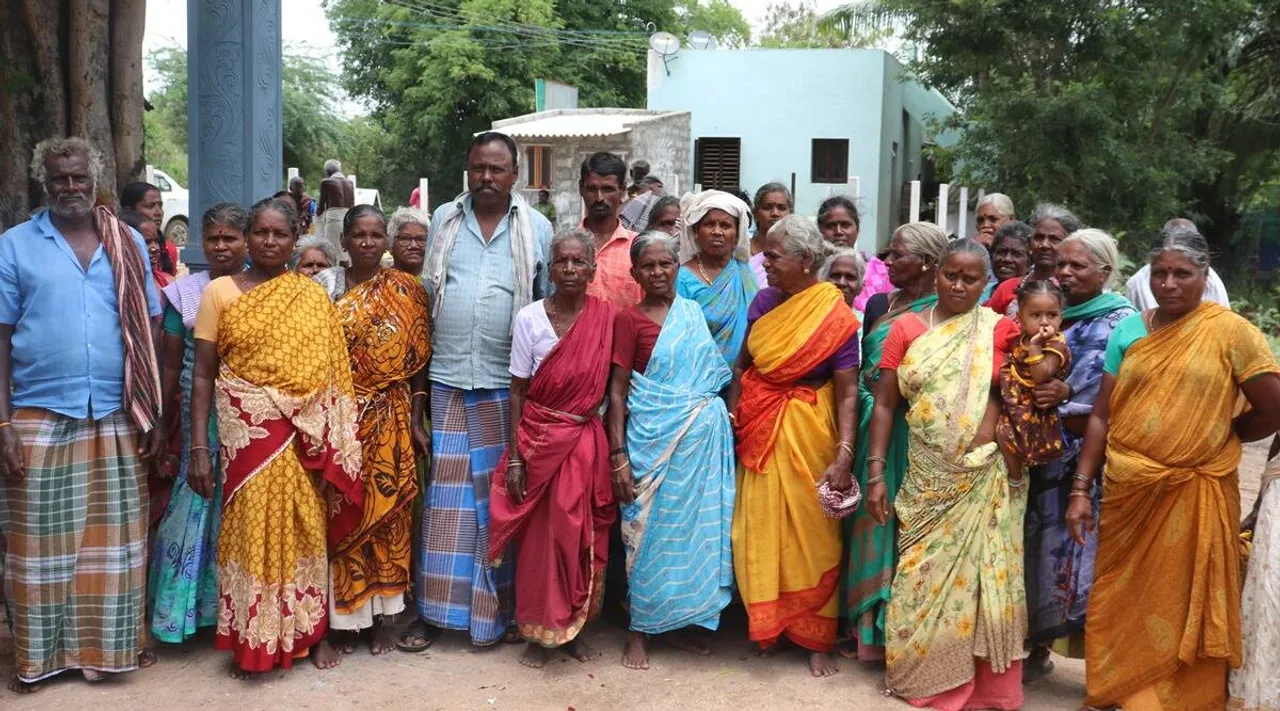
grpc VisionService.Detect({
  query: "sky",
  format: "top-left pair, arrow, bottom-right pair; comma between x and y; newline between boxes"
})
143,0 -> 850,93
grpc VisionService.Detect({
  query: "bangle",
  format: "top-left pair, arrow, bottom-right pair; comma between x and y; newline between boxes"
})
611,462 -> 630,474
1024,353 -> 1045,365
1008,476 -> 1026,490
1073,473 -> 1092,486
1068,490 -> 1091,499
507,459 -> 524,469
838,441 -> 854,456
0,421 -> 12,428
867,475 -> 885,485
411,391 -> 428,400
190,445 -> 211,455
867,455 -> 887,465
610,447 -> 628,456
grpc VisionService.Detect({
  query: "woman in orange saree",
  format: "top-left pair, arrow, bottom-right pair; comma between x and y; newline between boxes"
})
729,216 -> 860,678
488,231 -> 617,669
189,198 -> 363,677
315,206 -> 432,654
1068,233 -> 1280,711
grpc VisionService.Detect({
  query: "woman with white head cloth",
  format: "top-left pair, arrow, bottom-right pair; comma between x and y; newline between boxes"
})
675,190 -> 758,367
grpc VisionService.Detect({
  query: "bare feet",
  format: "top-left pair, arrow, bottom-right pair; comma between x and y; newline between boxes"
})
565,638 -> 601,662
1023,646 -> 1054,682
312,639 -> 342,670
808,652 -> 839,678
7,676 -> 41,694
502,626 -> 524,644
139,648 -> 158,668
662,631 -> 712,656
370,619 -> 397,655
81,669 -> 104,682
756,638 -> 789,658
519,643 -> 549,669
622,632 -> 649,670
330,630 -> 358,655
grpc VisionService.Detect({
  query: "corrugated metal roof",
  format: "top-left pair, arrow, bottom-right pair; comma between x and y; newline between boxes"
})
492,113 -> 669,139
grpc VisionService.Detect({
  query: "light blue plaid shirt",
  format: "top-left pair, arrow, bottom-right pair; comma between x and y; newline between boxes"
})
427,196 -> 552,391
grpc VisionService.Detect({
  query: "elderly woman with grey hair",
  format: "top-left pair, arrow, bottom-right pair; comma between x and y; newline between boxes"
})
727,214 -> 860,677
388,207 -> 430,276
605,230 -> 736,671
1123,219 -> 1231,310
975,192 -> 1016,247
819,247 -> 866,317
487,228 -> 619,669
986,202 -> 1083,316
293,234 -> 339,278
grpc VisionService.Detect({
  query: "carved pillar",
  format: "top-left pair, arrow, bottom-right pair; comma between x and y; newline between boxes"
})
184,0 -> 282,269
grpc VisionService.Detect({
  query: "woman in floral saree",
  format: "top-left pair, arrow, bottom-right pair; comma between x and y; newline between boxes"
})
729,216 -> 860,678
607,232 -> 735,671
488,230 -> 617,669
1068,232 -> 1280,711
843,222 -> 947,663
676,190 -> 757,367
189,198 -> 363,677
149,203 -> 249,644
866,239 -> 1025,711
314,205 -> 431,654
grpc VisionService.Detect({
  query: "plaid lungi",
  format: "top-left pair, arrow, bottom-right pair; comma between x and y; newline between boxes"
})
415,383 -> 514,645
0,409 -> 147,682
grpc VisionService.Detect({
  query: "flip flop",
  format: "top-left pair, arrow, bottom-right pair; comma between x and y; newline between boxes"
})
396,620 -> 438,653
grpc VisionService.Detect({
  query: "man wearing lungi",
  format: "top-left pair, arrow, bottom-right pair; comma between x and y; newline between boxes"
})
398,132 -> 552,651
317,158 -> 355,263
0,137 -> 165,693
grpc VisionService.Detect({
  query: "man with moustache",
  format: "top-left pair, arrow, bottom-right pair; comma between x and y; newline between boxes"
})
0,137 -> 164,692
401,132 -> 553,652
580,152 -> 641,309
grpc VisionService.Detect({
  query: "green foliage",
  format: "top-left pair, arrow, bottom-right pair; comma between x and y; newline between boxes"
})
760,1 -> 889,48
1231,283 -> 1280,357
143,45 -> 352,193
826,0 -> 1280,273
326,0 -> 749,200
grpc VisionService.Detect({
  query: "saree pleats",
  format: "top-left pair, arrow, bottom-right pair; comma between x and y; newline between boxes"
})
1086,304 -> 1279,710
845,294 -> 937,654
330,269 -> 431,621
623,298 -> 735,634
885,307 -> 1026,705
212,273 -> 361,672
733,282 -> 858,653
488,297 -> 617,647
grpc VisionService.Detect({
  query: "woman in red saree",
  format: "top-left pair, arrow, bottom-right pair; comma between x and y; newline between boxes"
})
488,230 -> 618,669
189,198 -> 363,677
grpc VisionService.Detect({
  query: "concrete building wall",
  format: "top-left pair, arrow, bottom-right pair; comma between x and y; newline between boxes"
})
629,112 -> 692,197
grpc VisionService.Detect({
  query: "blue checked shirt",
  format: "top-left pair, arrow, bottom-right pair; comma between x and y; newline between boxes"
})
427,196 -> 552,391
0,210 -> 162,420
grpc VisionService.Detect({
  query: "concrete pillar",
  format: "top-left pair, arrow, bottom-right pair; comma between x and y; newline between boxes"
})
909,180 -> 921,222
184,0 -> 283,270
958,186 -> 969,239
937,183 -> 949,233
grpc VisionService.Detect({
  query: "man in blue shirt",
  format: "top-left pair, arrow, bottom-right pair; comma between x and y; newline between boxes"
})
403,132 -> 552,652
0,137 -> 164,692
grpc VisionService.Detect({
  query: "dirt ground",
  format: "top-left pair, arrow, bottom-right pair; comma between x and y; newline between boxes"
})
1,440 -> 1271,711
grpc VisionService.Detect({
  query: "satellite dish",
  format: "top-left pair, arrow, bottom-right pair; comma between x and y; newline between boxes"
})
649,32 -> 680,56
648,31 -> 681,76
687,30 -> 715,50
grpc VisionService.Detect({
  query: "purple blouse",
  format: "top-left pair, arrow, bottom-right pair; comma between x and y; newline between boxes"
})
745,287 -> 861,382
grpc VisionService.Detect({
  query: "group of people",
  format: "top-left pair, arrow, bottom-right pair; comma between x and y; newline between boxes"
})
1,133 -> 1278,711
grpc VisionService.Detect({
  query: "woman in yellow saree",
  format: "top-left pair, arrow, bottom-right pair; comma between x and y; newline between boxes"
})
1067,232 -> 1280,711
189,198 -> 363,677
728,216 -> 861,678
314,205 -> 432,655
865,239 -> 1025,711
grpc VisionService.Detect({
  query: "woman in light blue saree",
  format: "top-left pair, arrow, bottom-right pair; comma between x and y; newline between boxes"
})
675,190 -> 757,367
608,232 -> 736,671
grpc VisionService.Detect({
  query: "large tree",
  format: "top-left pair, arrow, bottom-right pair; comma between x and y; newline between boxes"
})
0,0 -> 146,227
822,0 -> 1280,268
327,0 -> 750,199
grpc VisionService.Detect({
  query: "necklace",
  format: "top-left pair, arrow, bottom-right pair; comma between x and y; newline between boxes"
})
695,255 -> 713,284
547,298 -> 580,337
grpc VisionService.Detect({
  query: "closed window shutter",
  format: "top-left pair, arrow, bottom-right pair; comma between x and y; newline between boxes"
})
695,138 -> 741,191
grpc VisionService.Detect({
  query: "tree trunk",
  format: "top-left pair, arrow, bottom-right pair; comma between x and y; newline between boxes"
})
0,0 -> 145,227
111,0 -> 145,188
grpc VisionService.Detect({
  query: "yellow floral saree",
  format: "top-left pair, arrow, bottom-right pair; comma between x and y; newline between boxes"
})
885,306 -> 1026,709
212,273 -> 362,672
330,268 -> 431,625
1086,303 -> 1279,711
732,282 -> 859,652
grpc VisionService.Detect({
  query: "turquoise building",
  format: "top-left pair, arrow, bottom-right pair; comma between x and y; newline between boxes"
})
646,47 -> 956,251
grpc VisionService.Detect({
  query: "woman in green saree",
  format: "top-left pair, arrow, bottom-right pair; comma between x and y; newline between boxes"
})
842,222 -> 949,662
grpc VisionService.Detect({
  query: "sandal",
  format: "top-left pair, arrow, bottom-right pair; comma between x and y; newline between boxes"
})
396,619 -> 439,652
